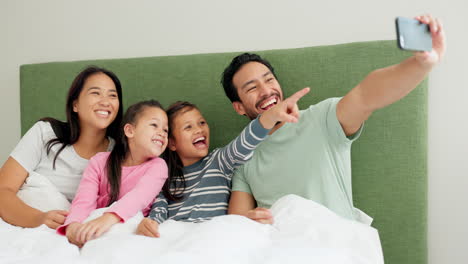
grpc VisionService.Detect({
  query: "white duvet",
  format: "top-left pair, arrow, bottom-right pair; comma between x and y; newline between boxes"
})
0,195 -> 383,264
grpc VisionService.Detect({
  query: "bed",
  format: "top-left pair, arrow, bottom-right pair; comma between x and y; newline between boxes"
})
9,40 -> 427,264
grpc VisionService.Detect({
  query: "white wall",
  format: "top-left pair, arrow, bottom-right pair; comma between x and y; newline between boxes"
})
2,1 -> 467,263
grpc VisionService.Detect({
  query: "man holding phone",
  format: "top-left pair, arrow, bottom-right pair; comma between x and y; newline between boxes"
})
222,14 -> 445,224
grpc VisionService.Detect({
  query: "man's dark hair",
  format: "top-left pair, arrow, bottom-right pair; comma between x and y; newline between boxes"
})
221,53 -> 277,102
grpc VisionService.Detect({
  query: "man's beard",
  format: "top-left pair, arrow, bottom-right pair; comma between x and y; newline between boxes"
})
244,108 -> 260,120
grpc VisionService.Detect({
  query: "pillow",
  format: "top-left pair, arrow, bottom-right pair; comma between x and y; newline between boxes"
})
17,171 -> 71,212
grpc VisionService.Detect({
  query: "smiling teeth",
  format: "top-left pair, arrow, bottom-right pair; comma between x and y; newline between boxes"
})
152,139 -> 163,146
96,111 -> 109,116
193,137 -> 205,143
260,98 -> 277,109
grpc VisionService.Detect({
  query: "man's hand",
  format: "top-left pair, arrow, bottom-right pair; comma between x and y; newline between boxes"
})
413,14 -> 446,67
136,218 -> 160,237
337,14 -> 446,136
74,213 -> 121,244
259,87 -> 310,129
37,210 -> 68,229
229,191 -> 273,224
246,207 -> 273,224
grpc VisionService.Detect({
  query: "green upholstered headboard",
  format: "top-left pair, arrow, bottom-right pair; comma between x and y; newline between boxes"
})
20,40 -> 427,264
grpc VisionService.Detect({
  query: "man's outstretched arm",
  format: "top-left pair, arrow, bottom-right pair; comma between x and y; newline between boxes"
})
337,14 -> 446,136
228,191 -> 273,224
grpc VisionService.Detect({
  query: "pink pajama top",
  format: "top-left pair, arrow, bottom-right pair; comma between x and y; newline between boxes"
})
57,152 -> 168,235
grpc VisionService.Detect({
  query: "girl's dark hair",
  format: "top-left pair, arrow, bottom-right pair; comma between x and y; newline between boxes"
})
42,66 -> 124,169
106,99 -> 164,205
162,101 -> 198,201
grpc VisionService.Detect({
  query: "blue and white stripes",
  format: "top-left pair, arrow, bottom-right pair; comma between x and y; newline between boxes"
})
148,117 -> 269,223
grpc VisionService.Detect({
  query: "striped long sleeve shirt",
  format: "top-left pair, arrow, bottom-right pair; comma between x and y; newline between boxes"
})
148,117 -> 269,223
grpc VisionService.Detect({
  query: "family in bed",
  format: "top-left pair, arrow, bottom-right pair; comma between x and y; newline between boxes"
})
0,15 -> 444,247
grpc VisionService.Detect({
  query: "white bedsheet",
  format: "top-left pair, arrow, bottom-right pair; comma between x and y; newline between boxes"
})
0,195 -> 383,264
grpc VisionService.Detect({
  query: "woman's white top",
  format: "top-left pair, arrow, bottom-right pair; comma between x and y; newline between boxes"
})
10,121 -> 114,203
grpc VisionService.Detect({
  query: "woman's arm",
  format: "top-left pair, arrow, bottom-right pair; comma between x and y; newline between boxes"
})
0,157 -> 67,228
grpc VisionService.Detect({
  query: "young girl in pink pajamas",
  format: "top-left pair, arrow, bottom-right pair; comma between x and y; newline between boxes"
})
57,100 -> 169,247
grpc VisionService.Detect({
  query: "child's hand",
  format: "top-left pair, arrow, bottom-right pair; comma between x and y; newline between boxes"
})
136,218 -> 160,237
259,87 -> 310,129
75,212 -> 121,244
246,207 -> 274,224
65,222 -> 84,247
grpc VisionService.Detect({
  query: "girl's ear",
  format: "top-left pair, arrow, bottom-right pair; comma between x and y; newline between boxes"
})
123,123 -> 135,138
72,100 -> 78,113
168,137 -> 177,151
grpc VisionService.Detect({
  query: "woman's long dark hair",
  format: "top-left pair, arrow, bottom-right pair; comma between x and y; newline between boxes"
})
162,101 -> 199,201
42,66 -> 124,169
106,100 -> 164,205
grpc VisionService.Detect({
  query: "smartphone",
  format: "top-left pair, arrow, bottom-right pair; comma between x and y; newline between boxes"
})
395,16 -> 432,52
